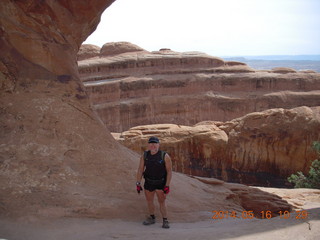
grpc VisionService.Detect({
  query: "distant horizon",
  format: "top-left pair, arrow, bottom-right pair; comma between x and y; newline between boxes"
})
221,54 -> 320,57
221,54 -> 320,61
83,41 -> 320,59
82,40 -> 320,61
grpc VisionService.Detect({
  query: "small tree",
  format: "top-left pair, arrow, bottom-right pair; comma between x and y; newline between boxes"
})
288,141 -> 320,189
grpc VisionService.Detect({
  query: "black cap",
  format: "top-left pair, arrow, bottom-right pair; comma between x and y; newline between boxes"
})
148,136 -> 160,143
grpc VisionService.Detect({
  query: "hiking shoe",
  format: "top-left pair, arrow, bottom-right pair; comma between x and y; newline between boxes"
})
162,219 -> 170,229
143,216 -> 155,225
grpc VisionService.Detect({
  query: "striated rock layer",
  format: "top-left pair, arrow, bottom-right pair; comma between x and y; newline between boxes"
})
115,106 -> 320,187
78,43 -> 320,132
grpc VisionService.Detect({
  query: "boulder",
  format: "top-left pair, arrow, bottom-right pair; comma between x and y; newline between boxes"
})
77,44 -> 101,61
100,41 -> 146,56
271,67 -> 297,73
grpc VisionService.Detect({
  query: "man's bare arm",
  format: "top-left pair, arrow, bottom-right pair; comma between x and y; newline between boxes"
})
164,154 -> 172,186
136,155 -> 144,183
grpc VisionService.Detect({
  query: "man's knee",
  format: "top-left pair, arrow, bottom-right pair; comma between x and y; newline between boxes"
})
146,198 -> 154,203
156,192 -> 166,203
158,198 -> 166,204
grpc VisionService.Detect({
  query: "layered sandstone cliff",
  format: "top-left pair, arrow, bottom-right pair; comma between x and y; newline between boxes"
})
78,43 -> 320,132
115,106 -> 320,187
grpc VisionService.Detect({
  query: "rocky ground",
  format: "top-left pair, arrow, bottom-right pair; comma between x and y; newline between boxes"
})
1,187 -> 319,240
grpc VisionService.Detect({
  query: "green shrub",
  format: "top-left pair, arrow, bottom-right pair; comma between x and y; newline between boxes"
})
313,141 -> 320,152
287,141 -> 320,189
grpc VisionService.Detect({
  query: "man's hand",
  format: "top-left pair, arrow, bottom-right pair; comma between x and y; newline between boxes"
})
136,182 -> 143,194
163,186 -> 170,194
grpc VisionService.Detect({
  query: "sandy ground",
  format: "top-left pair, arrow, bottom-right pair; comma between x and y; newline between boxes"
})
0,212 -> 319,240
1,193 -> 319,240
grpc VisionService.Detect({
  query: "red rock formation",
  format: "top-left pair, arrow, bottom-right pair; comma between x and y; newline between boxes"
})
271,67 -> 297,73
77,44 -> 101,61
1,0 -> 115,76
223,106 -> 320,186
78,42 -> 320,132
1,0 -> 292,221
116,106 -> 320,187
0,0 -> 141,218
100,41 -> 146,56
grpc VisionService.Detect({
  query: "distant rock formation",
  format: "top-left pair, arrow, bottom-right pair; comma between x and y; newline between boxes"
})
78,44 -> 101,61
271,67 -> 297,74
115,106 -> 320,187
78,43 -> 320,132
100,41 -> 146,56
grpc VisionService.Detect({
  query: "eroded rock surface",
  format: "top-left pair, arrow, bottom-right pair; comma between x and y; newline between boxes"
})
77,44 -> 101,61
0,0 -> 141,218
116,106 -> 320,187
100,41 -> 146,56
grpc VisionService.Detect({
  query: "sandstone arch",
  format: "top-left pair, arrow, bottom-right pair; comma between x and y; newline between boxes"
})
0,0 -> 304,221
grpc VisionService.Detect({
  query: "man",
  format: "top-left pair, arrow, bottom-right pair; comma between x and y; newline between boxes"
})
136,136 -> 172,229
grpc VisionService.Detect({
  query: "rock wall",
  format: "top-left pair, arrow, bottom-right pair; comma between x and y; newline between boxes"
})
0,0 -> 142,218
78,43 -> 320,132
116,106 -> 320,187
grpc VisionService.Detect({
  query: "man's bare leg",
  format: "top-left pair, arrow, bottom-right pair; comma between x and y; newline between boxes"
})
156,190 -> 167,218
143,190 -> 156,225
145,189 -> 156,215
156,190 -> 170,228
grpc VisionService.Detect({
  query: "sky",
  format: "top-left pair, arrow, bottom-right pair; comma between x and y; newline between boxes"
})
84,0 -> 320,57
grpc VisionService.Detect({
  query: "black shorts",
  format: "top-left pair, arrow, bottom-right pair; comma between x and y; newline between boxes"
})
144,178 -> 165,192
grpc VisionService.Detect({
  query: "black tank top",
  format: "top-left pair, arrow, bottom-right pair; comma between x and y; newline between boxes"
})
143,150 -> 167,180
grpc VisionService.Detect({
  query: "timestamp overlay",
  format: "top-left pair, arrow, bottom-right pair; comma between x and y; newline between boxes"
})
211,210 -> 310,220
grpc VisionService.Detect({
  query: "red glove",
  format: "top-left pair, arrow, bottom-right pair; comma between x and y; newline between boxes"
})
136,182 -> 143,194
163,186 -> 170,194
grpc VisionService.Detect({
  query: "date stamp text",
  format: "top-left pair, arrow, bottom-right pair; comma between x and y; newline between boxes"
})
211,210 -> 309,220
